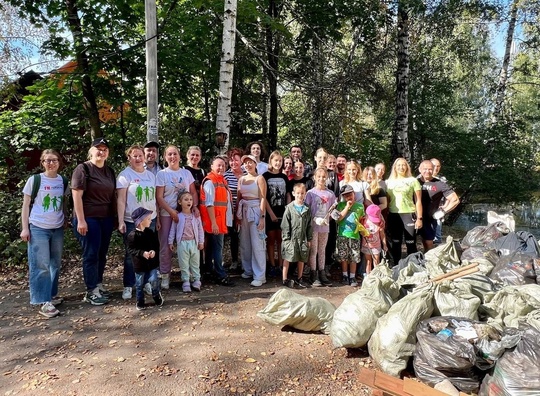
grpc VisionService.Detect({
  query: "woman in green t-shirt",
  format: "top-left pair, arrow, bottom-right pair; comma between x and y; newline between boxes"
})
385,158 -> 423,264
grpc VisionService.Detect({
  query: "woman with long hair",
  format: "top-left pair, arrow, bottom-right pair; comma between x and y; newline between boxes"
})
385,157 -> 422,263
245,141 -> 268,175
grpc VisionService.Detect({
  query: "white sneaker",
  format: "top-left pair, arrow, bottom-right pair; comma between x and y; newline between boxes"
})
39,302 -> 60,318
144,283 -> 153,295
122,287 -> 133,300
250,279 -> 266,287
241,273 -> 252,279
161,274 -> 170,290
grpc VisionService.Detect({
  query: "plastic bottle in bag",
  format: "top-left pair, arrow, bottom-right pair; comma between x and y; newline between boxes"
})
436,328 -> 453,341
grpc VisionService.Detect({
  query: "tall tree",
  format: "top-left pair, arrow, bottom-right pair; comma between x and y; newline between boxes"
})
215,0 -> 238,154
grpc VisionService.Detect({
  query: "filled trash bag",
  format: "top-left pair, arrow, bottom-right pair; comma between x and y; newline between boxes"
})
330,265 -> 400,348
392,252 -> 429,288
425,236 -> 463,277
368,285 -> 434,377
454,274 -> 498,304
488,231 -> 540,258
414,317 -> 520,393
487,211 -> 515,232
461,222 -> 509,249
481,284 -> 540,328
434,282 -> 481,320
257,288 -> 335,334
480,326 -> 540,396
489,252 -> 540,285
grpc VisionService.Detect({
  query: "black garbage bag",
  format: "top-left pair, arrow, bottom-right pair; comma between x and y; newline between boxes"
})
488,231 -> 540,258
489,252 -> 540,285
480,326 -> 540,396
461,222 -> 509,249
414,317 -> 518,393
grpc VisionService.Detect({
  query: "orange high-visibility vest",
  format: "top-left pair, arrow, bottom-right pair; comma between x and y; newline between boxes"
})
199,172 -> 230,234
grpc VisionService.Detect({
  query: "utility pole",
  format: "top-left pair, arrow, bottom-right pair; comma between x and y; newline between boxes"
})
145,0 -> 159,144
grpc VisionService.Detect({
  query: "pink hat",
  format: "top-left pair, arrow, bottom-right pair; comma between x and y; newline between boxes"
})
366,205 -> 382,224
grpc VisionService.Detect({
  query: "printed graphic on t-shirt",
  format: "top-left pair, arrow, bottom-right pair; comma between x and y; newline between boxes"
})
41,188 -> 64,212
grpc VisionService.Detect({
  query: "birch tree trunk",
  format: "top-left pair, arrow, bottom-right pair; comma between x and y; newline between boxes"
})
64,0 -> 102,139
392,3 -> 411,162
215,0 -> 238,155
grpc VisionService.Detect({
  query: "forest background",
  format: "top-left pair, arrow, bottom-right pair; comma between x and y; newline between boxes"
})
0,0 -> 539,265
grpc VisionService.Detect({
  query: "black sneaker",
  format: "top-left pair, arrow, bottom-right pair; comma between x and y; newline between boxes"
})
136,301 -> 146,311
341,275 -> 350,285
153,292 -> 164,307
283,279 -> 294,288
84,290 -> 108,305
217,277 -> 236,287
294,278 -> 310,288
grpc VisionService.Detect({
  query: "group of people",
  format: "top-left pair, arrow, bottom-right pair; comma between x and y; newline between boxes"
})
20,138 -> 459,318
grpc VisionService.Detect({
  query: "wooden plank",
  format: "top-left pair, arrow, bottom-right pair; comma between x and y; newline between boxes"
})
373,371 -> 409,396
403,378 -> 456,396
358,367 -> 376,387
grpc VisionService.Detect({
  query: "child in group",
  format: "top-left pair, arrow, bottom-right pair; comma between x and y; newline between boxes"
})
361,205 -> 387,275
168,192 -> 204,293
127,207 -> 163,310
305,167 -> 336,286
336,184 -> 365,287
281,183 -> 312,288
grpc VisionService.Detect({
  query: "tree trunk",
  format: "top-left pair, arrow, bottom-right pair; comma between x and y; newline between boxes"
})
311,38 -> 324,151
265,0 -> 280,151
392,3 -> 411,162
493,0 -> 518,122
64,0 -> 101,139
215,0 -> 238,155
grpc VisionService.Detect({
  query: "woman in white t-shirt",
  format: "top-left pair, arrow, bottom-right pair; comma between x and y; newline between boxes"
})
339,161 -> 372,206
156,145 -> 198,288
20,149 -> 67,319
116,144 -> 157,299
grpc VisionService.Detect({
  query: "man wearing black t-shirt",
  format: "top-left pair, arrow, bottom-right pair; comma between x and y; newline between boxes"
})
417,160 -> 459,251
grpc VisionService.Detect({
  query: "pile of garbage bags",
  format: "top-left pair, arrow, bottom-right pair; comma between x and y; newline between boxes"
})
257,216 -> 540,394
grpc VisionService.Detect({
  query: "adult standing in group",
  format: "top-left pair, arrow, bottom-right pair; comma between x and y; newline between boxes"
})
417,160 -> 459,251
21,149 -> 68,318
262,151 -> 291,277
117,144 -> 157,299
156,145 -> 198,289
184,146 -> 206,200
246,141 -> 268,175
375,163 -> 386,181
72,138 -> 116,305
336,154 -> 347,182
200,156 -> 235,286
223,147 -> 245,272
431,158 -> 447,243
362,166 -> 387,211
144,141 -> 161,176
385,157 -> 422,264
282,156 -> 294,179
339,161 -> 372,206
290,145 -> 312,176
237,155 -> 268,286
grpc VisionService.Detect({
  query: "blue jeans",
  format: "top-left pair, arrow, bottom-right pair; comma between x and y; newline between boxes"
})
73,217 -> 114,292
204,233 -> 226,279
28,225 -> 64,304
122,219 -> 156,287
135,268 -> 160,303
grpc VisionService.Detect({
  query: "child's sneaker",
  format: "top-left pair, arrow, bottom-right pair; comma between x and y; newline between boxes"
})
349,277 -> 358,287
341,275 -> 350,285
84,288 -> 108,305
161,273 -> 170,290
191,280 -> 201,292
39,302 -> 59,318
97,283 -> 111,297
153,292 -> 164,307
122,287 -> 133,300
182,281 -> 192,293
294,278 -> 310,288
283,279 -> 294,288
136,300 -> 146,311
144,283 -> 153,295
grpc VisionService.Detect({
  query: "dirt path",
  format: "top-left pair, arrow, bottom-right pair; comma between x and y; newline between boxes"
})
0,262 -> 373,396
